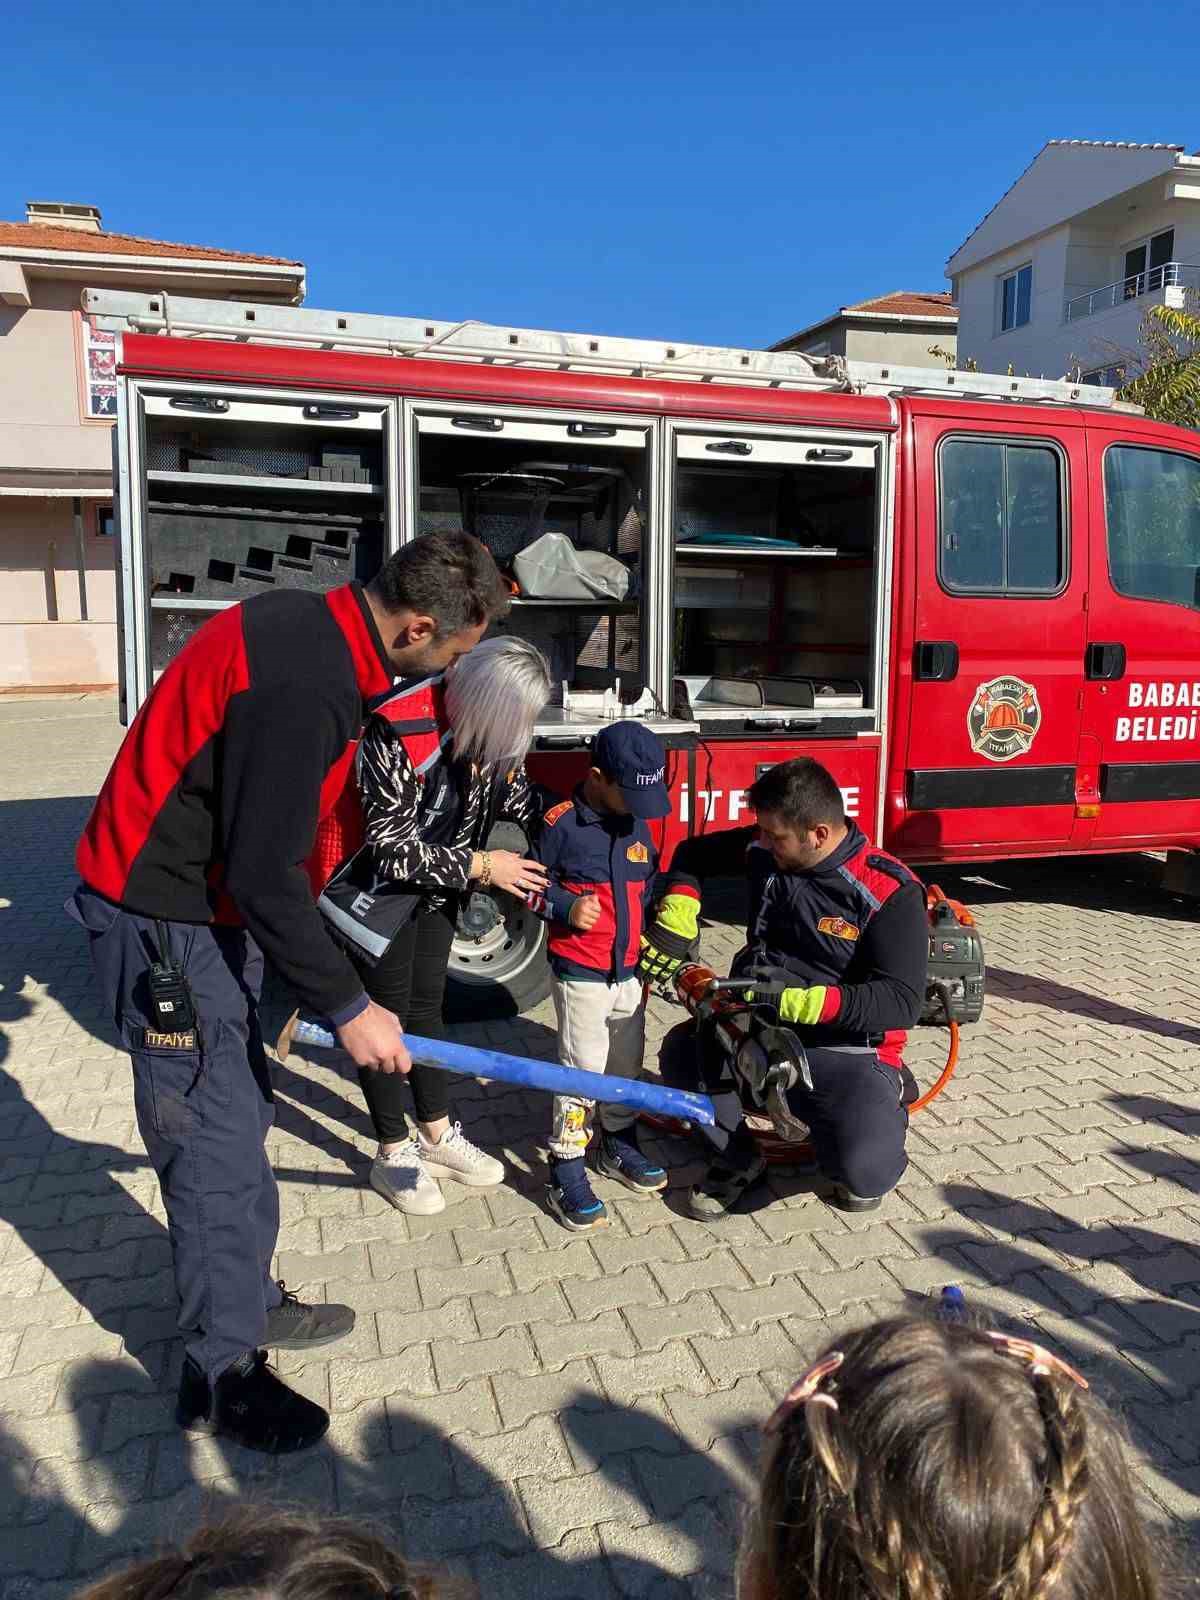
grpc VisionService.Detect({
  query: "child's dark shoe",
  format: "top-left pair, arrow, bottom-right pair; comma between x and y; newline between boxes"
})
546,1156 -> 609,1231
596,1128 -> 668,1194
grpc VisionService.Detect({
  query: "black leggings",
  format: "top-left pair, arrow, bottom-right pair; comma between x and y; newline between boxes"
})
353,903 -> 456,1142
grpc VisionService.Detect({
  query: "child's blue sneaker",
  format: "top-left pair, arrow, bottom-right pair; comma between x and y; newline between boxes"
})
596,1128 -> 668,1194
546,1157 -> 608,1232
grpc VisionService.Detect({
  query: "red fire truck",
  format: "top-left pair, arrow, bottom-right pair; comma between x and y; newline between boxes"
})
87,288 -> 1200,1016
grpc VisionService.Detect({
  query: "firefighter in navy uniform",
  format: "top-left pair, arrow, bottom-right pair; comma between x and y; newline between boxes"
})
640,757 -> 928,1219
68,533 -> 511,1455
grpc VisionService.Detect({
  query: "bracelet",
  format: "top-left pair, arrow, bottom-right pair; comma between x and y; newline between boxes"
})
479,851 -> 492,889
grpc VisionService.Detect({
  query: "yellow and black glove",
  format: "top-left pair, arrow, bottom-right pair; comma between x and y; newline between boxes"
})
777,986 -> 832,1026
637,888 -> 700,993
739,980 -> 835,1025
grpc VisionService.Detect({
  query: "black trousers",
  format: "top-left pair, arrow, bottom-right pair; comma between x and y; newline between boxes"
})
353,903 -> 457,1142
660,1020 -> 909,1200
69,885 -> 281,1382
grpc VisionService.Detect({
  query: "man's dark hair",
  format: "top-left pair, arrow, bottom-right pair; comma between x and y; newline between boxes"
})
367,531 -> 510,637
748,757 -> 846,832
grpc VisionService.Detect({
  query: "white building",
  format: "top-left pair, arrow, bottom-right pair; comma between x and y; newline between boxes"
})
948,140 -> 1200,384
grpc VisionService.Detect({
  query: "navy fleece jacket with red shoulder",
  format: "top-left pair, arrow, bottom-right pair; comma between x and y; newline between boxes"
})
665,823 -> 927,1064
76,582 -> 393,1021
531,787 -> 659,982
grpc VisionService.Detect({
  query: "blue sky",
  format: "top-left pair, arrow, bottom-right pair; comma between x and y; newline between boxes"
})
4,1 -> 1196,349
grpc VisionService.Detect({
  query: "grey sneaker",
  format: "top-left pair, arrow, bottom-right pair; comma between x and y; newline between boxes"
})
370,1138 -> 445,1215
417,1122 -> 504,1187
828,1184 -> 882,1214
686,1154 -> 767,1220
264,1282 -> 355,1349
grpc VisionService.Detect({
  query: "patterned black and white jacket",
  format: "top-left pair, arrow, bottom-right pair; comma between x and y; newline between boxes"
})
357,702 -> 547,911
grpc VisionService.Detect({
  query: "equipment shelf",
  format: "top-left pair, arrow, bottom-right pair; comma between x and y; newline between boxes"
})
147,470 -> 382,498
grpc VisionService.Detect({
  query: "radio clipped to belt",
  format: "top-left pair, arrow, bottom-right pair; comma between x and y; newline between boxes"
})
146,920 -> 200,1050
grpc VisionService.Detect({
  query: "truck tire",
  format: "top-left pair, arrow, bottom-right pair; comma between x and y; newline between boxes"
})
443,820 -> 552,1022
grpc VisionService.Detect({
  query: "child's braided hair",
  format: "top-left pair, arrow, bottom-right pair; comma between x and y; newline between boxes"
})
741,1313 -> 1164,1600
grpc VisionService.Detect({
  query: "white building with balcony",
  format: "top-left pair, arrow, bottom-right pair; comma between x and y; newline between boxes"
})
948,139 -> 1200,384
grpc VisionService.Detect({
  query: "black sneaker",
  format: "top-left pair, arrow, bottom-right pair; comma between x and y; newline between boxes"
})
264,1282 -> 355,1350
546,1157 -> 609,1232
686,1153 -> 767,1220
176,1351 -> 330,1454
596,1129 -> 668,1194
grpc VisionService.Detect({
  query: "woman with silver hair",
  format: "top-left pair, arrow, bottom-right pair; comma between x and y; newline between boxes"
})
348,633 -> 554,1214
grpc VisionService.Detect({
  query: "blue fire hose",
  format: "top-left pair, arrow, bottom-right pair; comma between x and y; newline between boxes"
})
287,1016 -> 715,1127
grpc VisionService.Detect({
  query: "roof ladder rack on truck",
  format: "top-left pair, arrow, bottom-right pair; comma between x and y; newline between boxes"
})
82,289 -> 1131,412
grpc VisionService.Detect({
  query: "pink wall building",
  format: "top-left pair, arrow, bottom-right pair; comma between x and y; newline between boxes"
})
0,201 -> 304,690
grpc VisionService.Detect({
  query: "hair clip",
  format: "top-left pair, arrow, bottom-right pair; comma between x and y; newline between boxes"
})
764,1352 -> 844,1434
985,1332 -> 1089,1391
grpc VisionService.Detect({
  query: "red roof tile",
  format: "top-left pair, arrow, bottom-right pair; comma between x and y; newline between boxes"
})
842,291 -> 957,318
0,220 -> 302,268
769,291 -> 957,351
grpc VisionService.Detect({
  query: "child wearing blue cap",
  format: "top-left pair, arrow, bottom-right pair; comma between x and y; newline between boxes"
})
528,720 -> 672,1229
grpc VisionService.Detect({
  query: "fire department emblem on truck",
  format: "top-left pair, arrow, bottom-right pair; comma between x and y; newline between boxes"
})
967,676 -> 1042,763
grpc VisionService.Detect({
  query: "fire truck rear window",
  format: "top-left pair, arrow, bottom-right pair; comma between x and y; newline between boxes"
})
938,438 -> 1063,594
1105,445 -> 1200,610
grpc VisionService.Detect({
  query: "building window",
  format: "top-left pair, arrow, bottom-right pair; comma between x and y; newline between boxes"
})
1122,228 -> 1174,299
96,506 -> 115,537
1000,264 -> 1032,332
938,436 -> 1065,594
81,316 -> 117,418
1105,444 -> 1200,610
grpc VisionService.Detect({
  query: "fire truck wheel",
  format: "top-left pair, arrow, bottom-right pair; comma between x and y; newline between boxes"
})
443,821 -> 552,1022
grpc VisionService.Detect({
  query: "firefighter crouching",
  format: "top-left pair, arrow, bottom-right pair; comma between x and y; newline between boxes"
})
640,757 -> 929,1219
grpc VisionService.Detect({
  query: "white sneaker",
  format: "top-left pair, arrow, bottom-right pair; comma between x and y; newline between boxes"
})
417,1122 -> 505,1188
370,1139 -> 445,1215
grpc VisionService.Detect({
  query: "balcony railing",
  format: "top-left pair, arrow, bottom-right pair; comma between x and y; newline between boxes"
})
1065,262 -> 1200,323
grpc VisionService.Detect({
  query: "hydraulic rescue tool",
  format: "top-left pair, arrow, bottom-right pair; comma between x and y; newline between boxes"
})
660,886 -> 984,1158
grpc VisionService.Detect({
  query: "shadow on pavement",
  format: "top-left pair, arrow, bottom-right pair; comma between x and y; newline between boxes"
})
0,1058 -> 174,1385
0,1368 -> 754,1598
985,964 -> 1200,1047
933,852 -> 1194,923
0,802 -> 177,1386
917,1119 -> 1200,1553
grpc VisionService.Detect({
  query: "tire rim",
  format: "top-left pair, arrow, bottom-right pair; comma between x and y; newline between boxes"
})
449,899 -> 546,987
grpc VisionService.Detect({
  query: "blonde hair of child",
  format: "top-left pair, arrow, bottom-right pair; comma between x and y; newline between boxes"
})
741,1313 -> 1165,1600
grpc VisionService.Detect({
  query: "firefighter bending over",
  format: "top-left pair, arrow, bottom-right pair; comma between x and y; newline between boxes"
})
640,757 -> 928,1219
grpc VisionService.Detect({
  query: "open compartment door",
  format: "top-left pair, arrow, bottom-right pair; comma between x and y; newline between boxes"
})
665,420 -> 888,739
405,398 -> 693,747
